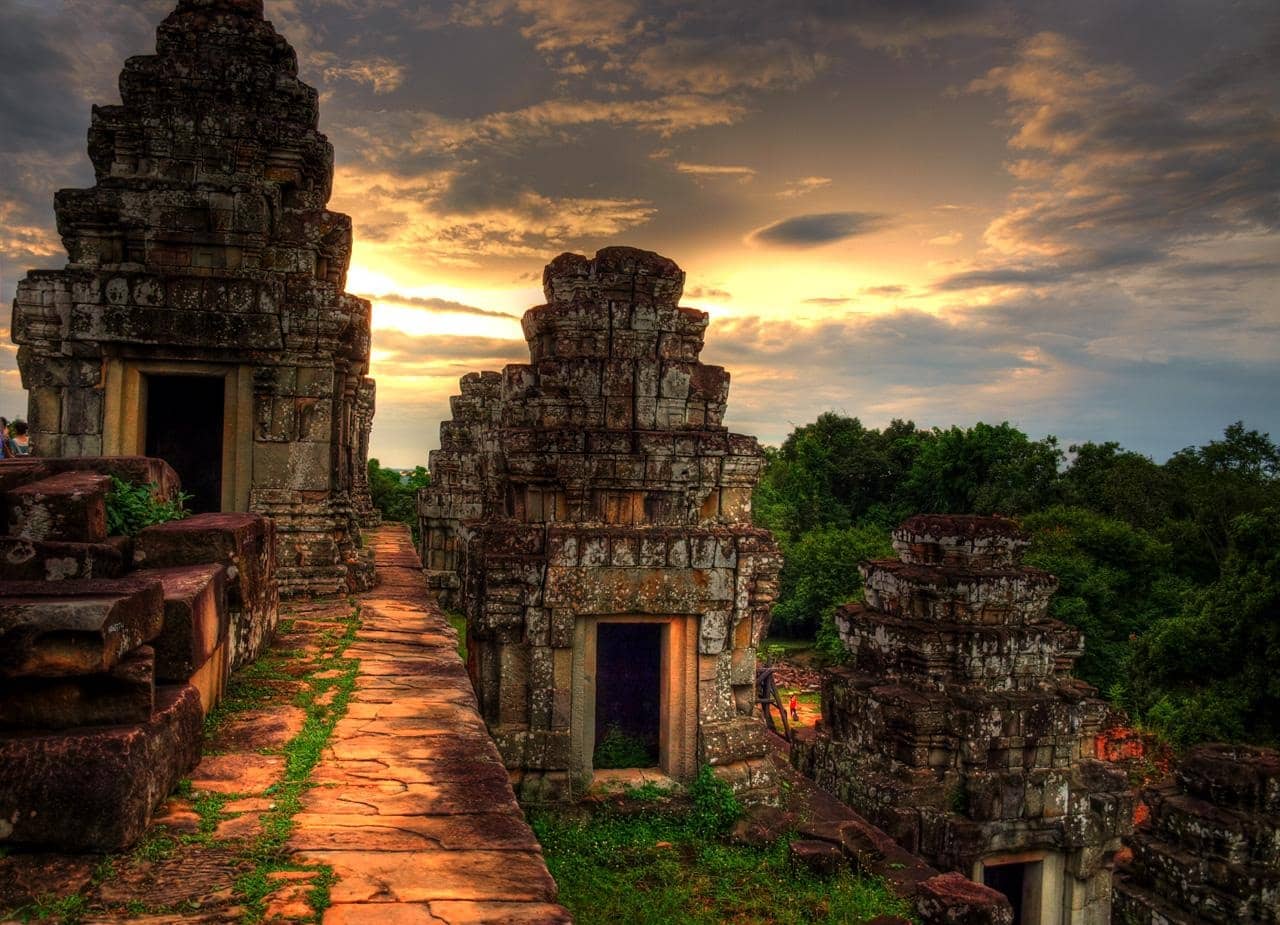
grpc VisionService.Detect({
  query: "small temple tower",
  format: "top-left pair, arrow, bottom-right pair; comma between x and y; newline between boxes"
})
421,247 -> 782,800
793,514 -> 1133,925
10,0 -> 375,595
1114,743 -> 1280,924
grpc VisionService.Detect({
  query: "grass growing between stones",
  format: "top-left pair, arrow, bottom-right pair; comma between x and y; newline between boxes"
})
4,602 -> 363,925
231,604 -> 362,923
529,769 -> 916,925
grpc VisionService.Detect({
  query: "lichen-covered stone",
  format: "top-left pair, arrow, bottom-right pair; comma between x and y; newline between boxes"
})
0,684 -> 202,851
792,514 -> 1132,924
135,512 -> 277,669
422,247 -> 782,800
10,0 -> 374,597
1114,744 -> 1280,924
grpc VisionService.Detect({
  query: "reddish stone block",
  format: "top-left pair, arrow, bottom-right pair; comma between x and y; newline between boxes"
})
38,457 -> 181,503
134,513 -> 277,669
915,873 -> 1013,925
4,471 -> 111,543
133,564 -> 228,683
0,535 -> 130,582
0,684 -> 202,851
0,645 -> 155,729
0,576 -> 164,677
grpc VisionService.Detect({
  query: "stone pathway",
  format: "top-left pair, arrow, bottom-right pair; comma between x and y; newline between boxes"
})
288,526 -> 569,924
0,525 -> 568,924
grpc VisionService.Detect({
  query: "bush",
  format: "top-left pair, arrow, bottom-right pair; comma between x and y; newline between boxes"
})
105,477 -> 189,536
593,726 -> 654,769
688,764 -> 742,836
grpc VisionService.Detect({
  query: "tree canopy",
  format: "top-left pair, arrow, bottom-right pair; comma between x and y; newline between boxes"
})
756,415 -> 1280,750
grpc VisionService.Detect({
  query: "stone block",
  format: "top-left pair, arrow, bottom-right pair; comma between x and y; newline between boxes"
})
0,536 -> 130,582
0,577 -> 164,678
789,838 -> 844,876
915,873 -> 1013,925
134,512 -> 278,669
0,645 -> 155,729
4,471 -> 110,543
0,684 -> 202,851
132,564 -> 228,683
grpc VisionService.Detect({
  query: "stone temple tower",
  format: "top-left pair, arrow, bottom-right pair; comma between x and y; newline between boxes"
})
794,515 -> 1133,925
421,247 -> 782,800
10,0 -> 374,596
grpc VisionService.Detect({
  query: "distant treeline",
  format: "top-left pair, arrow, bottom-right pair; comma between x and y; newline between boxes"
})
368,459 -> 429,533
754,415 -> 1280,751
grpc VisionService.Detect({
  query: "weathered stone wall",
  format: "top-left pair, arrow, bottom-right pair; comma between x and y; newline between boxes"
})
421,247 -> 782,800
793,514 -> 1133,925
0,455 -> 279,850
1114,744 -> 1280,924
10,0 -> 375,596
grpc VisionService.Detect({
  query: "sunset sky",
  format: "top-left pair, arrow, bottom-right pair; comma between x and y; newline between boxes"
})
1,0 -> 1277,467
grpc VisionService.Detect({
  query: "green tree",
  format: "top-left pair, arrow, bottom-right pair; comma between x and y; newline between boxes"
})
902,422 -> 1063,516
368,459 -> 430,527
771,524 -> 893,639
1131,507 -> 1280,748
754,414 -> 928,539
1023,506 -> 1184,699
1058,442 -> 1175,530
1162,422 -> 1280,580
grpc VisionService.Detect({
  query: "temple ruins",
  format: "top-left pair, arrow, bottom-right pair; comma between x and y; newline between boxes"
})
0,456 -> 277,850
793,514 -> 1133,925
421,247 -> 783,800
1114,743 -> 1280,924
9,0 -> 375,596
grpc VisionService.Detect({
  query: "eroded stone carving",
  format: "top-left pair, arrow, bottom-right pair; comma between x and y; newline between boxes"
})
793,514 -> 1133,924
10,0 -> 374,596
421,247 -> 782,800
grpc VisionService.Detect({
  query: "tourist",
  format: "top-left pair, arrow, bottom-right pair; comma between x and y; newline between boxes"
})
9,420 -> 31,456
789,693 -> 799,723
0,417 -> 11,458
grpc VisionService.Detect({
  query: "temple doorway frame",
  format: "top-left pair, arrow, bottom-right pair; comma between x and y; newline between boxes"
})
571,614 -> 698,785
102,357 -> 253,512
974,849 -> 1066,925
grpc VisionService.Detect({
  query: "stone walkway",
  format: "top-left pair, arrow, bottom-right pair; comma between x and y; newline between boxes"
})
288,526 -> 569,924
0,525 -> 568,924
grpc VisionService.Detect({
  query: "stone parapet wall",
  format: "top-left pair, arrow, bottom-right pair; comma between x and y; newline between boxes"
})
0,455 -> 279,850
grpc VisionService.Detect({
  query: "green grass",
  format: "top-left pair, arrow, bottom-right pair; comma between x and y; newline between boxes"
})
445,610 -> 468,663
5,603 -> 364,925
231,605 -> 363,923
530,770 -> 915,925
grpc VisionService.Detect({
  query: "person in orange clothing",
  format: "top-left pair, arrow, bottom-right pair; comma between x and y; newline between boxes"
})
789,693 -> 799,723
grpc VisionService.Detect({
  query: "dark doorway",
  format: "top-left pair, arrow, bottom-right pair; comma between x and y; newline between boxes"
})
983,861 -> 1030,924
145,375 -> 224,514
594,623 -> 662,768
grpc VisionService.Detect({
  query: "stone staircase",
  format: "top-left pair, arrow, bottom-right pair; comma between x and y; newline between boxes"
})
0,457 -> 277,851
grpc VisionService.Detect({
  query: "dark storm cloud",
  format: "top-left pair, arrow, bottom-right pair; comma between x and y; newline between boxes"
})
705,287 -> 1280,456
749,212 -> 890,248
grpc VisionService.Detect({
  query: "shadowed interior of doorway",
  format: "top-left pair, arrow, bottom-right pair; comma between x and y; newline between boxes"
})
145,374 -> 224,513
594,622 -> 662,768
